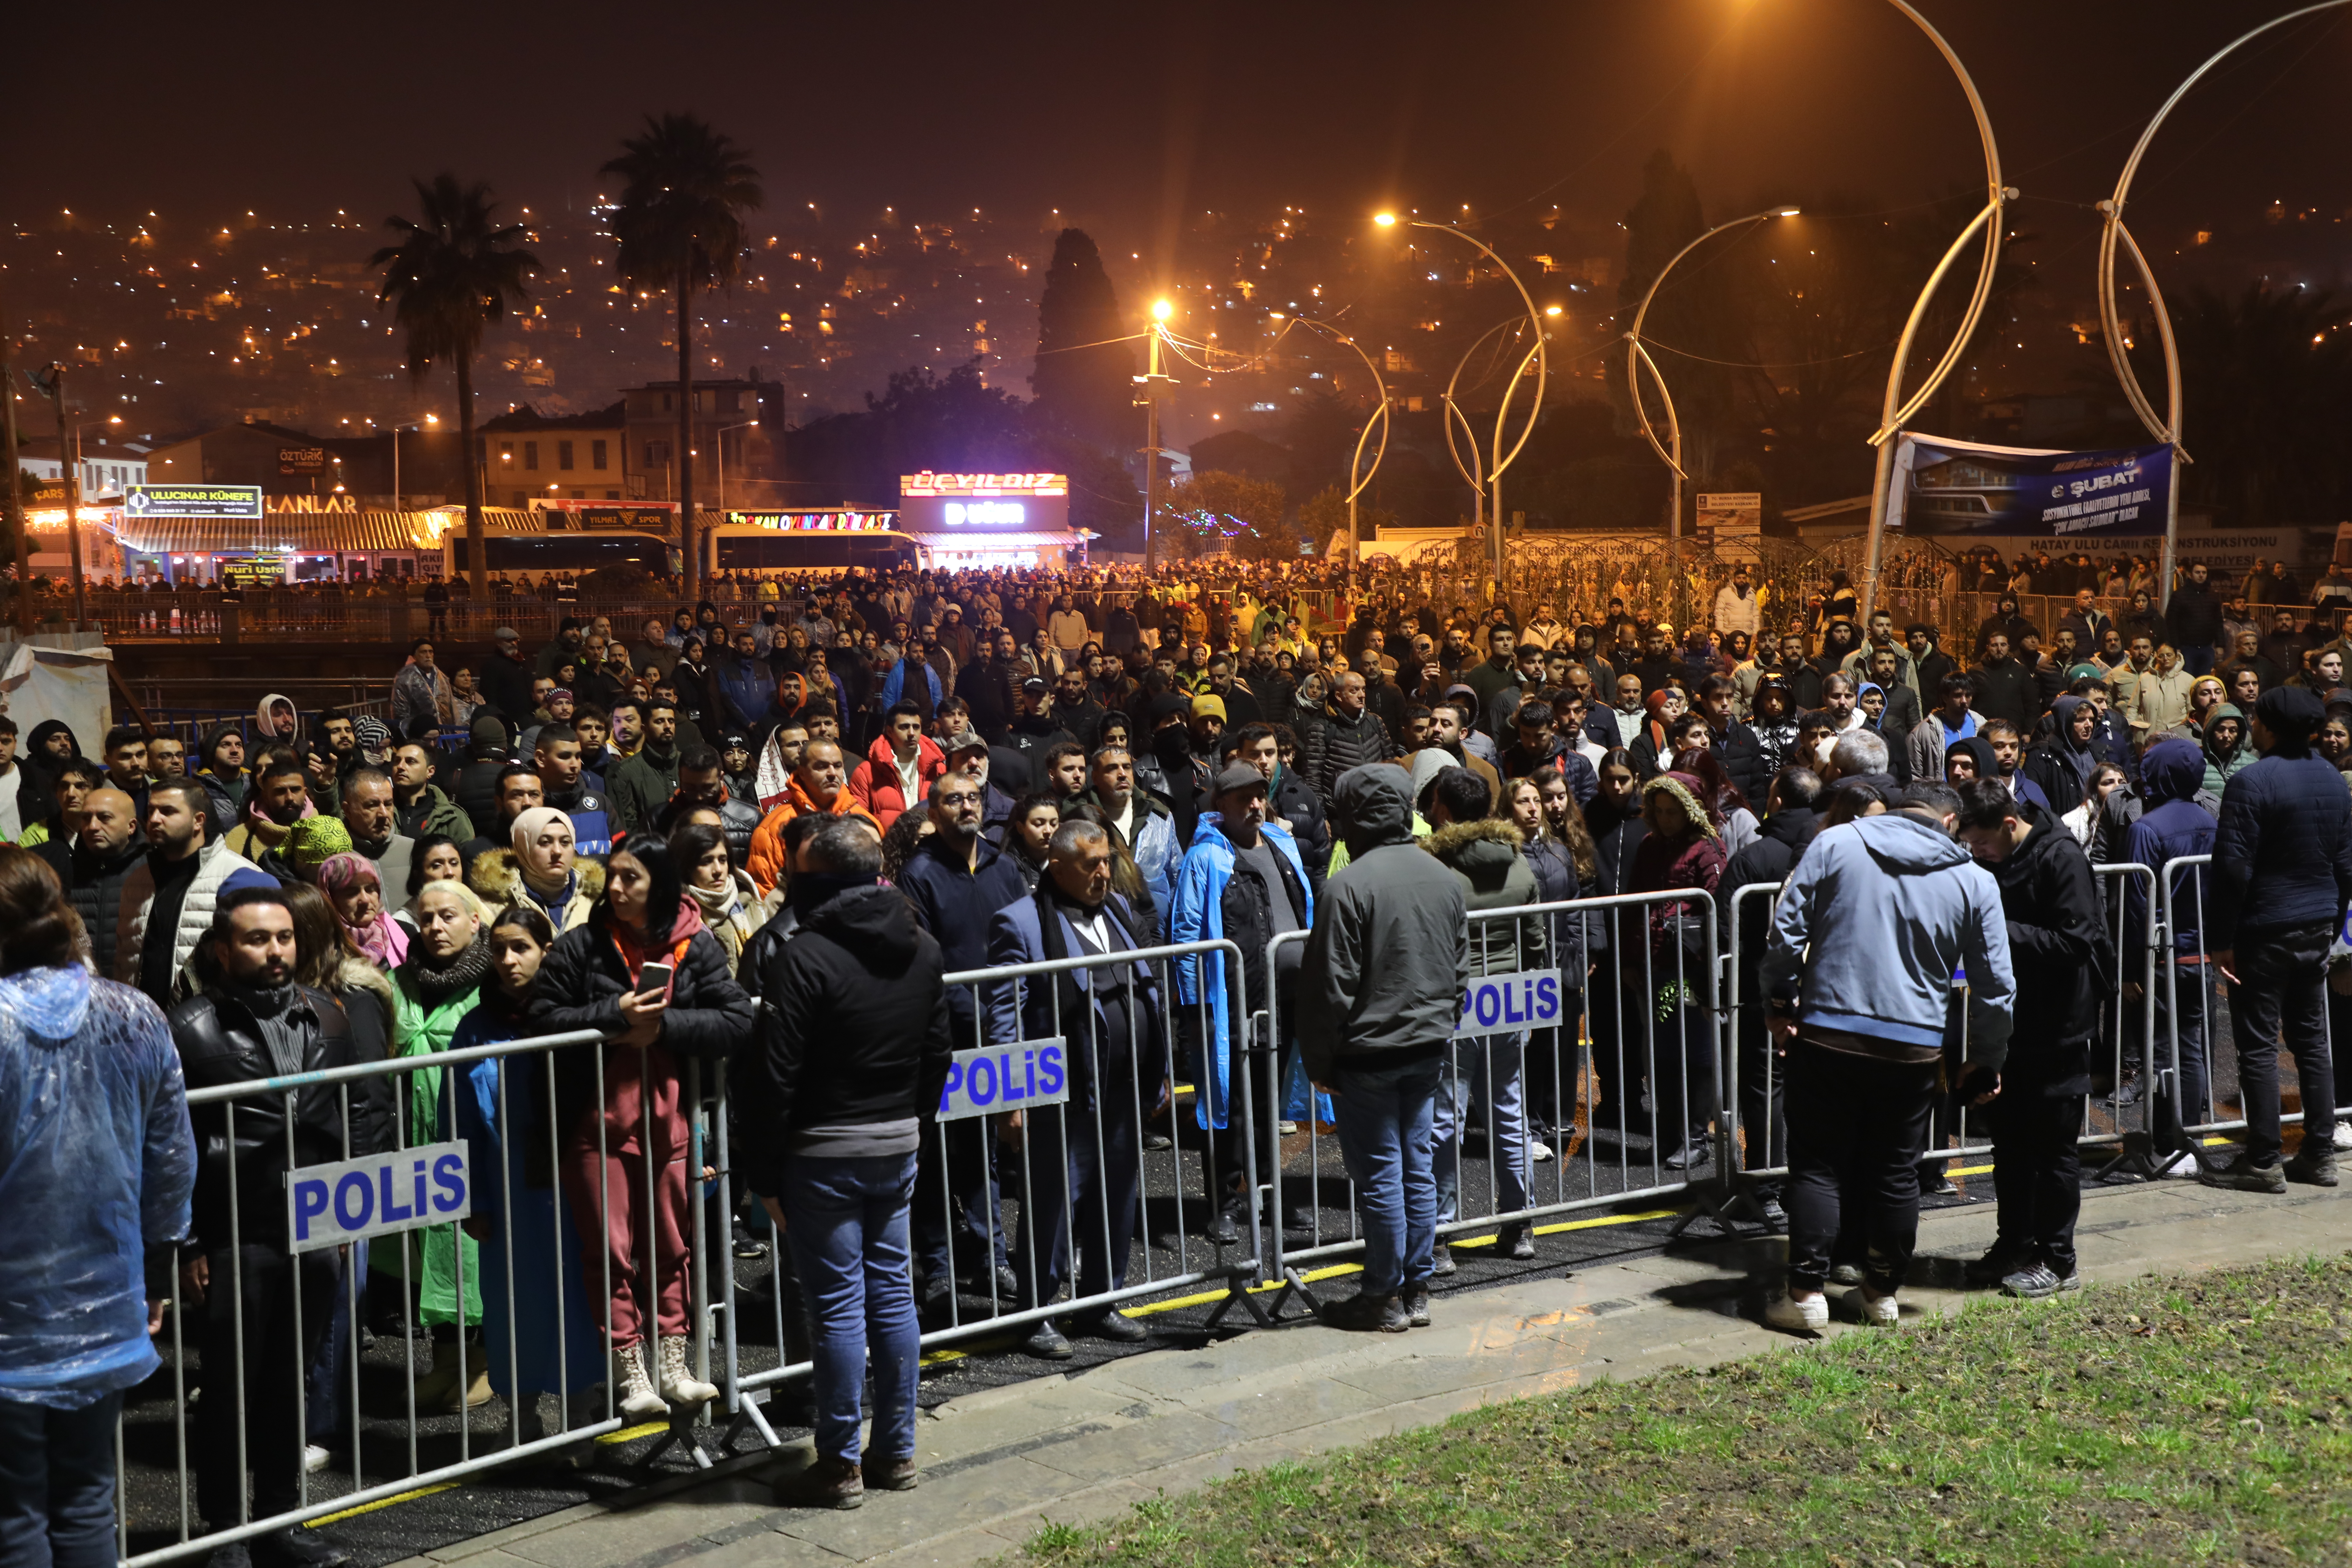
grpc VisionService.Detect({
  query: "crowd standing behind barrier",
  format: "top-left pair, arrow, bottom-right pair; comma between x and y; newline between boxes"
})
5,542 -> 2352,1564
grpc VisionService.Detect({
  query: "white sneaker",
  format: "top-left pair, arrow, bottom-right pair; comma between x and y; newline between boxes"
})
1763,1288 -> 1828,1334
303,1444 -> 332,1474
1531,1140 -> 1554,1162
2332,1121 -> 2351,1152
1851,1287 -> 1900,1326
656,1335 -> 720,1407
615,1343 -> 668,1420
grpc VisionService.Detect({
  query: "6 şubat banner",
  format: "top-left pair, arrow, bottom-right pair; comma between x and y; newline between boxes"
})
1885,433 -> 2172,541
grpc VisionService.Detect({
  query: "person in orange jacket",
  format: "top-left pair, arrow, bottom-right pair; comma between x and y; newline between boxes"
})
746,741 -> 882,895
848,701 -> 947,832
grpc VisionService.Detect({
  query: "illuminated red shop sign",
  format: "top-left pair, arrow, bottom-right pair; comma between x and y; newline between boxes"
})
899,472 -> 1068,497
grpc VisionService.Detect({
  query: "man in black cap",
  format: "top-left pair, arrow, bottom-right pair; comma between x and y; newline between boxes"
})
481,624 -> 538,722
2205,684 -> 2352,1190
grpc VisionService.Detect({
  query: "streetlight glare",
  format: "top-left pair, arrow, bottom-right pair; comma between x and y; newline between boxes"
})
1544,305 -> 1563,317
1151,299 -> 1172,321
1777,207 -> 1803,218
1373,212 -> 1397,226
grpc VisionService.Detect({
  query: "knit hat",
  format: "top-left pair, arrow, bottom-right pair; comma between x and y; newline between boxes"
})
354,715 -> 393,751
286,815 -> 354,870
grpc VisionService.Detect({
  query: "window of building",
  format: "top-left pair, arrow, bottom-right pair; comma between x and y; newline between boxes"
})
696,390 -> 715,413
523,441 -> 539,471
557,440 -> 575,470
647,441 -> 670,467
591,439 -> 608,470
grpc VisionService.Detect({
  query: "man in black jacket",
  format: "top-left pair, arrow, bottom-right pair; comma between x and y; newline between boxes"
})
1970,632 -> 2036,729
1229,722 -> 1330,907
68,788 -> 149,982
2166,560 -> 2225,676
1303,672 -> 1393,802
745,819 -> 950,1511
1692,675 -> 1770,803
1715,766 -> 1822,1227
170,886 -> 393,1567
954,629 -> 1022,742
1955,779 -> 2112,1298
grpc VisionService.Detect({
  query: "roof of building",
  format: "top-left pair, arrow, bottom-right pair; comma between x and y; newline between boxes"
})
114,507 -> 543,556
479,402 -> 627,434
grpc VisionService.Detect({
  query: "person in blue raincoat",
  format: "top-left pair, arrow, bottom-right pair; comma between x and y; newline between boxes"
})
450,905 -> 607,1452
1168,763 -> 1318,1243
0,847 -> 196,1566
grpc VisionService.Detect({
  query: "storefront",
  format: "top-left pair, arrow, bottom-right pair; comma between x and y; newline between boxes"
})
114,497 -> 474,584
898,471 -> 1086,569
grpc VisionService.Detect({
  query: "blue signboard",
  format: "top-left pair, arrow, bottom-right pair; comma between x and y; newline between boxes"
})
937,1038 -> 1069,1121
1455,968 -> 1566,1039
285,1141 -> 470,1254
1887,434 -> 2171,540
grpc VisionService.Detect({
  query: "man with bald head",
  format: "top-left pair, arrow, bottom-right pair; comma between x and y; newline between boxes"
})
69,787 -> 150,980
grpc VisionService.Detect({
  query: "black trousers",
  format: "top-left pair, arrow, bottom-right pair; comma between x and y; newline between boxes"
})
1014,1052 -> 1143,1308
1783,1043 -> 1939,1296
912,1116 -> 1008,1288
1988,1089 -> 2085,1275
2231,921 -> 2337,1166
196,1243 -> 341,1528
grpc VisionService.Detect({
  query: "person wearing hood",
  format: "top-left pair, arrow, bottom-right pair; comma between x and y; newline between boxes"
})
1975,593 -> 2034,660
1626,773 -> 1727,1171
1953,778 -> 2114,1299
1301,764 -> 1470,1333
2125,739 -> 2221,1162
2199,701 -> 2255,797
0,849 -> 196,1568
1717,765 -> 1824,1228
743,817 -> 946,1509
254,692 -> 303,752
1758,790 -> 2014,1334
2204,686 -> 2352,1190
1170,763 -> 1315,1248
531,836 -> 747,1422
1422,768 -> 1543,1268
608,698 -> 687,834
8,725 -> 75,846
1748,676 -> 1801,779
1946,728 -> 2052,813
2021,695 -> 2101,813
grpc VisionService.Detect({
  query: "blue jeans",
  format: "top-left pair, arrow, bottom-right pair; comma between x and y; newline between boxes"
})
0,1390 -> 123,1568
781,1152 -> 921,1466
1329,1054 -> 1442,1296
1432,1033 -> 1529,1226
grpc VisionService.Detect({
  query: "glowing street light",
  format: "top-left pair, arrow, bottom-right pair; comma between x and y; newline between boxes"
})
1151,299 -> 1173,321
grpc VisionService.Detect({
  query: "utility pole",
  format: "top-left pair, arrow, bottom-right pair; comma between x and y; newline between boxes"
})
1,328 -> 27,633
31,363 -> 83,629
1135,301 -> 1176,568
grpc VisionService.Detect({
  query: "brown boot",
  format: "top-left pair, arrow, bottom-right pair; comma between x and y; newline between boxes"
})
775,1453 -> 864,1510
864,1454 -> 919,1491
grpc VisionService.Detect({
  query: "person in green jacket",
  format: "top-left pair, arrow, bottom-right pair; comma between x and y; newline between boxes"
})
391,877 -> 493,1410
2202,703 -> 2255,798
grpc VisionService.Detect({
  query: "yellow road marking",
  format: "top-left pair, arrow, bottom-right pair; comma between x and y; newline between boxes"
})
303,1481 -> 461,1526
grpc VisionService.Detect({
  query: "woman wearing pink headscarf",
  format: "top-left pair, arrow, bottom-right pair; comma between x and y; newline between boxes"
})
315,851 -> 408,967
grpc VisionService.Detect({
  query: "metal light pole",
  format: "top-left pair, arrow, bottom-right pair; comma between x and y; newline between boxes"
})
1626,207 -> 1801,588
1,331 -> 27,633
1437,316 -> 1539,566
1857,0 -> 2014,625
715,418 -> 760,514
1379,214 -> 1546,589
31,363 -> 84,628
1135,300 -> 1176,567
2095,0 -> 2346,610
1280,315 -> 1392,561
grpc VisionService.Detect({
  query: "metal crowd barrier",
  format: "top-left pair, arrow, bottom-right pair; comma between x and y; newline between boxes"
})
1253,889 -> 1727,1313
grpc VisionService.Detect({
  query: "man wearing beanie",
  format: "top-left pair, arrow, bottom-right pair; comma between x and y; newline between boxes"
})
2205,684 -> 2352,1190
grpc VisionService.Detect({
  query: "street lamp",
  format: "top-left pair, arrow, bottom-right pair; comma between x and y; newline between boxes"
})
28,361 -> 84,628
1379,213 -> 1546,587
1856,0 -> 2015,623
1625,206 -> 1800,584
715,419 -> 759,514
1136,299 -> 1177,567
2094,0 -> 2347,607
1279,316 -> 1391,562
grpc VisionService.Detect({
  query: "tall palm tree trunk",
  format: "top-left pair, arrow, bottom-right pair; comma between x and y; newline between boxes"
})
677,274 -> 696,597
458,348 -> 485,598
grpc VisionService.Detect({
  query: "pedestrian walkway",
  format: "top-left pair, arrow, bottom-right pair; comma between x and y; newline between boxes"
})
388,1179 -> 2352,1568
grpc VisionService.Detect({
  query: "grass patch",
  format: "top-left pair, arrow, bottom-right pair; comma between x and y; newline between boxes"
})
1024,1255 -> 2352,1567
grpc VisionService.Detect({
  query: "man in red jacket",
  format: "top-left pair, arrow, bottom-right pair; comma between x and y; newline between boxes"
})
849,701 -> 945,830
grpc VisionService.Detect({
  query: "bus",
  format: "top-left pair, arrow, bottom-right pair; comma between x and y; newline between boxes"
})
703,518 -> 916,575
444,530 -> 674,579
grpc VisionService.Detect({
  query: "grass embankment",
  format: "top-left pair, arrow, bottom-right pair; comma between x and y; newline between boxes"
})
1026,1255 -> 2352,1567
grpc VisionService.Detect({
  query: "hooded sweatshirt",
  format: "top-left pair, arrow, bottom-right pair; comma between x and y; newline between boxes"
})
2200,702 -> 2254,798
2021,694 -> 2098,810
1980,803 -> 2110,1093
2125,738 -> 2219,954
1299,764 -> 1470,1079
1763,812 -> 2016,1070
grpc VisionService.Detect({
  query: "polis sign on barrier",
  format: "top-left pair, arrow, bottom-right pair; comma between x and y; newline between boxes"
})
285,1141 -> 470,1253
1454,968 -> 1566,1039
936,1037 -> 1069,1121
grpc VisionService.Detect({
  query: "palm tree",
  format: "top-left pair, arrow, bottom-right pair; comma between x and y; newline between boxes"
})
372,175 -> 538,597
603,113 -> 763,596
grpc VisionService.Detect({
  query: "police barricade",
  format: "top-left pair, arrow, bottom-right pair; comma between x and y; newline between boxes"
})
1719,861 -> 2165,1208
111,1025 -> 767,1567
2154,852 -> 2352,1168
719,937 -> 1264,1447
1251,890 -> 1724,1308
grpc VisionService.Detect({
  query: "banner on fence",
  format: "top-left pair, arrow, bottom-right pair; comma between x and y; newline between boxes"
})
1455,968 -> 1565,1038
937,1037 -> 1069,1121
1886,433 -> 2171,541
286,1141 -> 470,1253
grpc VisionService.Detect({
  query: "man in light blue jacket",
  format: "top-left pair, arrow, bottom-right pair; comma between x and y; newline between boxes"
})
1759,798 -> 2014,1333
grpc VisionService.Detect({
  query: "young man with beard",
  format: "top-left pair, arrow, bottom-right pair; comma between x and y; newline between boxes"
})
391,740 -> 476,844
609,698 -> 686,833
531,725 -> 614,856
458,765 -> 544,869
117,781 -> 274,1004
223,751 -> 312,867
1080,743 -> 1179,938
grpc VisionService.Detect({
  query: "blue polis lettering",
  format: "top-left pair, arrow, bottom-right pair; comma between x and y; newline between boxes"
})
940,1042 -> 1068,1116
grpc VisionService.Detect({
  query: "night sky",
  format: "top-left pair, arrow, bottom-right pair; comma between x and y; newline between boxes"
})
16,0 -> 2350,262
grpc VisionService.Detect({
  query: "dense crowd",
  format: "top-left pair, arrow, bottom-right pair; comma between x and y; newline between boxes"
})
4,547 -> 2352,1565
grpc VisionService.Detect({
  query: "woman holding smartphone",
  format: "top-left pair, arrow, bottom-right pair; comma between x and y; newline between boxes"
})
533,836 -> 756,1417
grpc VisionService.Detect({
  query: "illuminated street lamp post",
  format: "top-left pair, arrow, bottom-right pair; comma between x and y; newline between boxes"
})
715,418 -> 760,514
1,329 -> 26,632
30,362 -> 84,629
1625,207 -> 1800,589
1857,0 -> 2015,624
1377,212 -> 1545,588
2094,0 -> 2347,608
1276,314 -> 1391,561
1135,299 -> 1176,567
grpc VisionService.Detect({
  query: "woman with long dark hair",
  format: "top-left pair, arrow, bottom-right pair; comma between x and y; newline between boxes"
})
533,836 -> 754,1418
1626,773 -> 1726,1172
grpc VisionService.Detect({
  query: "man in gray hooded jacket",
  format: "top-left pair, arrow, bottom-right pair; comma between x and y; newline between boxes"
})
1302,764 -> 1470,1333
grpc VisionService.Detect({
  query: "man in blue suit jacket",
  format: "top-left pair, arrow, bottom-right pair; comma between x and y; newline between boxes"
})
984,820 -> 1162,1360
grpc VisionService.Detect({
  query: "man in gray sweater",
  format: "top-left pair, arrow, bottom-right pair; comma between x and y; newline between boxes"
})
1301,764 -> 1470,1332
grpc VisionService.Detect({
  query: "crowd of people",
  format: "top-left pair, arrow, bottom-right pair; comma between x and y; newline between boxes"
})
4,547 -> 2352,1564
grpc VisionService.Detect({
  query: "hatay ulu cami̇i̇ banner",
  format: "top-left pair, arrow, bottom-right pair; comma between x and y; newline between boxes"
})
1883,433 -> 2173,540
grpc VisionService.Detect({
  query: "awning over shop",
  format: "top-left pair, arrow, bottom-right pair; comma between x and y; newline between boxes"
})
905,530 -> 1084,554
115,507 -> 541,556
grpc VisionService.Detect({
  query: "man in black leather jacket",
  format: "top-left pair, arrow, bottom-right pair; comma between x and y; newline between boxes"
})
169,885 -> 393,1567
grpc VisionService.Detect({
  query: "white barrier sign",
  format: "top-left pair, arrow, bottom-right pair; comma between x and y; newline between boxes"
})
1455,968 -> 1566,1039
937,1038 -> 1069,1122
285,1142 -> 470,1254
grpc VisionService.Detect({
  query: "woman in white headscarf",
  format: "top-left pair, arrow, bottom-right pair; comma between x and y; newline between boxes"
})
465,804 -> 604,930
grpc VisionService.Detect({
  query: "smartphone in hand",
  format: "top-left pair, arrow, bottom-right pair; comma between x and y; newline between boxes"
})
636,961 -> 674,1000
